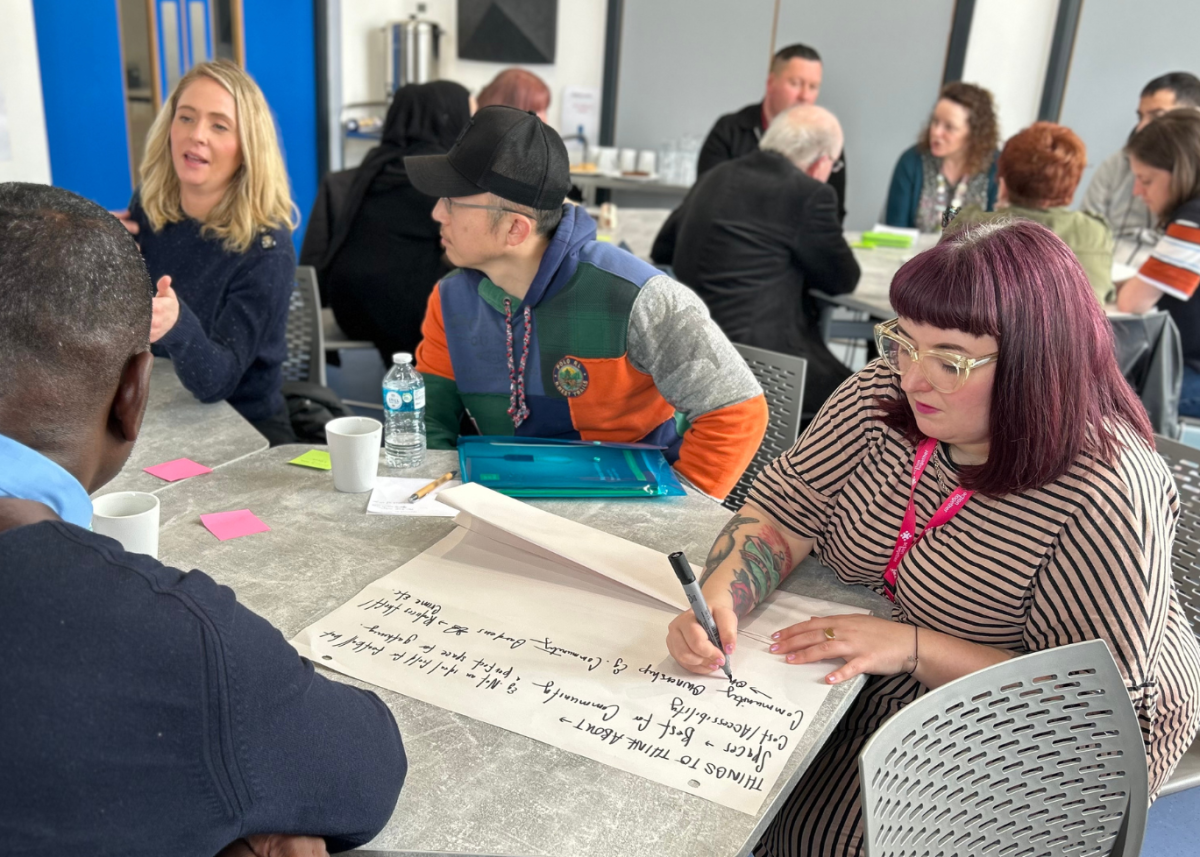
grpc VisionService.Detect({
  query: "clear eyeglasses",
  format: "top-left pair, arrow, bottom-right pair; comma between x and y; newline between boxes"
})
874,318 -> 998,394
441,197 -> 527,218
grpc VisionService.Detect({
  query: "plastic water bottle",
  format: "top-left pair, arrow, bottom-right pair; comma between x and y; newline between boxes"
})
382,352 -> 425,468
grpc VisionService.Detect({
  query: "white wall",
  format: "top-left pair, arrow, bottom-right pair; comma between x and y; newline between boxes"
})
338,0 -> 606,135
1059,0 -> 1200,207
0,0 -> 51,184
960,0 -> 1058,143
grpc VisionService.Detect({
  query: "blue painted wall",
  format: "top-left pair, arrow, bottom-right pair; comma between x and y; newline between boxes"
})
31,0 -> 132,209
243,0 -> 318,251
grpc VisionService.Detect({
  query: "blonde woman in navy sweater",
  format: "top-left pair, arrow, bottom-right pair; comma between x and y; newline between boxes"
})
117,60 -> 298,444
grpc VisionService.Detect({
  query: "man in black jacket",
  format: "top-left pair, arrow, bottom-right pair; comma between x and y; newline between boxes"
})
698,43 -> 847,224
0,183 -> 406,857
653,105 -> 860,421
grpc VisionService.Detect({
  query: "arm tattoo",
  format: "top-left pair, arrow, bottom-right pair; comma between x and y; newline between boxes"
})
729,528 -> 792,617
699,512 -> 759,585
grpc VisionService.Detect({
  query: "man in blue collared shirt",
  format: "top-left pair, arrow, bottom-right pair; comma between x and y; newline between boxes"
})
0,183 -> 406,857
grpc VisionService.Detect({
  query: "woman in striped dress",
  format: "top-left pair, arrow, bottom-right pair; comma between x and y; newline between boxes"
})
666,218 -> 1200,857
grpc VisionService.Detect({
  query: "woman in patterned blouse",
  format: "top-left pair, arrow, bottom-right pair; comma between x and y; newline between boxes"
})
884,82 -> 1001,233
667,219 -> 1200,857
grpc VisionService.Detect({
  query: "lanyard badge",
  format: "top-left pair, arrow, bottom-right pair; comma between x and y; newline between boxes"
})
882,437 -> 973,601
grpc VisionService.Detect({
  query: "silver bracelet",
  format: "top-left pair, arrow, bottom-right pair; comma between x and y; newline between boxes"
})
907,624 -> 919,674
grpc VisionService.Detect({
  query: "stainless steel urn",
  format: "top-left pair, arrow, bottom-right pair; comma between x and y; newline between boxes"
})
384,13 -> 441,95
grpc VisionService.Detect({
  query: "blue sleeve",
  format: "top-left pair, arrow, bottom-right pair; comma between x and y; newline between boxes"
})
177,568 -> 407,850
155,239 -> 295,405
884,147 -> 921,228
985,153 -> 1000,211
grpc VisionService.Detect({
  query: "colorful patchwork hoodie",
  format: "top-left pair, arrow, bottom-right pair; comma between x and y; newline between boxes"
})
415,204 -> 768,499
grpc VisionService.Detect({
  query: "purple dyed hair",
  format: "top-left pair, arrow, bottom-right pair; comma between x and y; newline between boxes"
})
879,218 -> 1154,496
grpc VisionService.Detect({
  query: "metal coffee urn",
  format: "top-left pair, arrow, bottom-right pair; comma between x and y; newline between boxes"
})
384,8 -> 441,95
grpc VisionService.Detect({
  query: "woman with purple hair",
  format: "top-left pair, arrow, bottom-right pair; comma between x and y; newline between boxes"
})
666,219 -> 1200,856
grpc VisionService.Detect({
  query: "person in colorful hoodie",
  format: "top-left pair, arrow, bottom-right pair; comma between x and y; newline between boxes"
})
406,106 -> 769,500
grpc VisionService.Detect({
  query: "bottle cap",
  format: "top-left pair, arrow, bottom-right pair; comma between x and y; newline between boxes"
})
393,352 -> 413,365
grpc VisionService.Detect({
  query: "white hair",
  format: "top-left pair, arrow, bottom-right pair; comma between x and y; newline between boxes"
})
759,104 -> 843,170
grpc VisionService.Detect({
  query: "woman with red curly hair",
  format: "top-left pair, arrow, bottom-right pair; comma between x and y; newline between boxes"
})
885,82 -> 1000,232
959,122 -> 1114,303
667,219 -> 1200,857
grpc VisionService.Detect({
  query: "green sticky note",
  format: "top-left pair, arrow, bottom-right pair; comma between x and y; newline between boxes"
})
289,449 -> 332,470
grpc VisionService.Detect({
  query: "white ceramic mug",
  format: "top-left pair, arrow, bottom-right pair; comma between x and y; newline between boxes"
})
595,146 -> 619,175
619,148 -> 638,173
92,491 -> 160,558
637,149 -> 657,175
326,416 -> 383,493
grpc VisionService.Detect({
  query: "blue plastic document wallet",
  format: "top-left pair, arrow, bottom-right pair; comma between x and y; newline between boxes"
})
457,436 -> 687,497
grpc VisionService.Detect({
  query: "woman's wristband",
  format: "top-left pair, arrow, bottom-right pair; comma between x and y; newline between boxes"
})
907,624 -> 919,674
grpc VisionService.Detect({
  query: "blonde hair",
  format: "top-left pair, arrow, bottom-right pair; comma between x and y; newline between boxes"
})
139,60 -> 297,253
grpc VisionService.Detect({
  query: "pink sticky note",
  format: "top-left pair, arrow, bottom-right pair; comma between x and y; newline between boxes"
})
144,457 -> 213,482
200,509 -> 270,541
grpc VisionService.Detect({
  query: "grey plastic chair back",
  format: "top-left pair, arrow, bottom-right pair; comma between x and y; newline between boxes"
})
859,639 -> 1147,857
1153,435 -> 1200,795
1155,435 -> 1200,635
724,343 -> 806,511
283,265 -> 326,386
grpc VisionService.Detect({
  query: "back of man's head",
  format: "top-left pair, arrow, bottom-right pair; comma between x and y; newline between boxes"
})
760,104 -> 843,171
1142,72 -> 1200,108
771,43 -> 821,74
0,183 -> 152,420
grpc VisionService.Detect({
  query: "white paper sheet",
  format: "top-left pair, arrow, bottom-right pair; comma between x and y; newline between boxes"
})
366,477 -> 461,517
292,487 -> 867,814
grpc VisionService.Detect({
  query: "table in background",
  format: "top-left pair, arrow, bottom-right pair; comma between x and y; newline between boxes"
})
572,173 -> 691,207
590,206 -> 672,261
154,446 -> 887,857
97,358 -> 267,497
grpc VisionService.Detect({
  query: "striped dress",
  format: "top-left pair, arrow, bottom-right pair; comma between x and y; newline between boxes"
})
748,360 -> 1200,857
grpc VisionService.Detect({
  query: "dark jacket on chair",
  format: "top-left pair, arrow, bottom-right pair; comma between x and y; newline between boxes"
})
698,101 -> 847,224
299,81 -> 471,363
652,149 -> 861,417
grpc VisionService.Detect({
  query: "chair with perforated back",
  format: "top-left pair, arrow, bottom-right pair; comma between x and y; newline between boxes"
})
282,265 -> 326,387
859,639 -> 1148,857
724,344 -> 806,511
1152,435 -> 1200,794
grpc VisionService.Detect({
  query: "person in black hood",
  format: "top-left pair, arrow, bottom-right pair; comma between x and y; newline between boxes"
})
301,80 -> 471,362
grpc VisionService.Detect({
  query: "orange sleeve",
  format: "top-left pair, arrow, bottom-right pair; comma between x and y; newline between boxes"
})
415,283 -> 454,380
675,394 -> 769,500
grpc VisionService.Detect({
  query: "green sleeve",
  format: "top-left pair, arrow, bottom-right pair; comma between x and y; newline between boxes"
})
424,372 -> 463,449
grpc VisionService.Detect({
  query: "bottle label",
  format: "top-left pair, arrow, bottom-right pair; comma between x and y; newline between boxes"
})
383,385 -> 425,413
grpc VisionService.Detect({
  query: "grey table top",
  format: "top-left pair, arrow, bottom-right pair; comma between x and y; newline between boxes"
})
153,445 -> 887,857
812,231 -> 942,320
96,358 -> 267,497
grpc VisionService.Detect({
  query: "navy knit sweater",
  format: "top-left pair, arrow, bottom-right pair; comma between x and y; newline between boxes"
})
131,199 -> 295,423
0,521 -> 406,855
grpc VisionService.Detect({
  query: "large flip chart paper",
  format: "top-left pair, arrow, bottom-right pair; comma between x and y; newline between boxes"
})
291,484 -> 867,814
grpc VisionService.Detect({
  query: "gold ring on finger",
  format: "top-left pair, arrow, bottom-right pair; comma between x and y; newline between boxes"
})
824,627 -> 836,640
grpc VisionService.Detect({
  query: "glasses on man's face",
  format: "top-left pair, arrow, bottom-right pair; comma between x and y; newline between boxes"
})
874,318 -> 998,394
441,197 -> 528,218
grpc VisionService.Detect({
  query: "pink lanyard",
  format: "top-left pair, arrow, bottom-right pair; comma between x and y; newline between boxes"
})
882,437 -> 973,602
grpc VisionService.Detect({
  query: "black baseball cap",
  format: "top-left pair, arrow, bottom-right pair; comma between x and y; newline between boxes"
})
405,105 -> 571,211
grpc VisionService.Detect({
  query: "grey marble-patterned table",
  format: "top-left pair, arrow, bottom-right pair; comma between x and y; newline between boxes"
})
154,446 -> 887,857
95,358 -> 267,497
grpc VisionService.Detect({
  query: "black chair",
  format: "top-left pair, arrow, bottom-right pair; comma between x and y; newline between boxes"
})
1151,435 -> 1200,794
724,344 -> 806,511
1111,310 -> 1182,440
282,265 -> 326,387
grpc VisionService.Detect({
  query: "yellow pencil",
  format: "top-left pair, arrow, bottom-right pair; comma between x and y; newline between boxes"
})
406,470 -> 457,503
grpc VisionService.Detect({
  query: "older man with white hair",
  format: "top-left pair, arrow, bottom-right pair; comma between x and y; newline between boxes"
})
652,104 -> 861,421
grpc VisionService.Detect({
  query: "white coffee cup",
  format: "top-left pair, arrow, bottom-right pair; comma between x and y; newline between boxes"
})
92,491 -> 160,558
326,416 -> 383,493
595,146 -> 619,175
637,149 -> 657,175
619,148 -> 638,173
